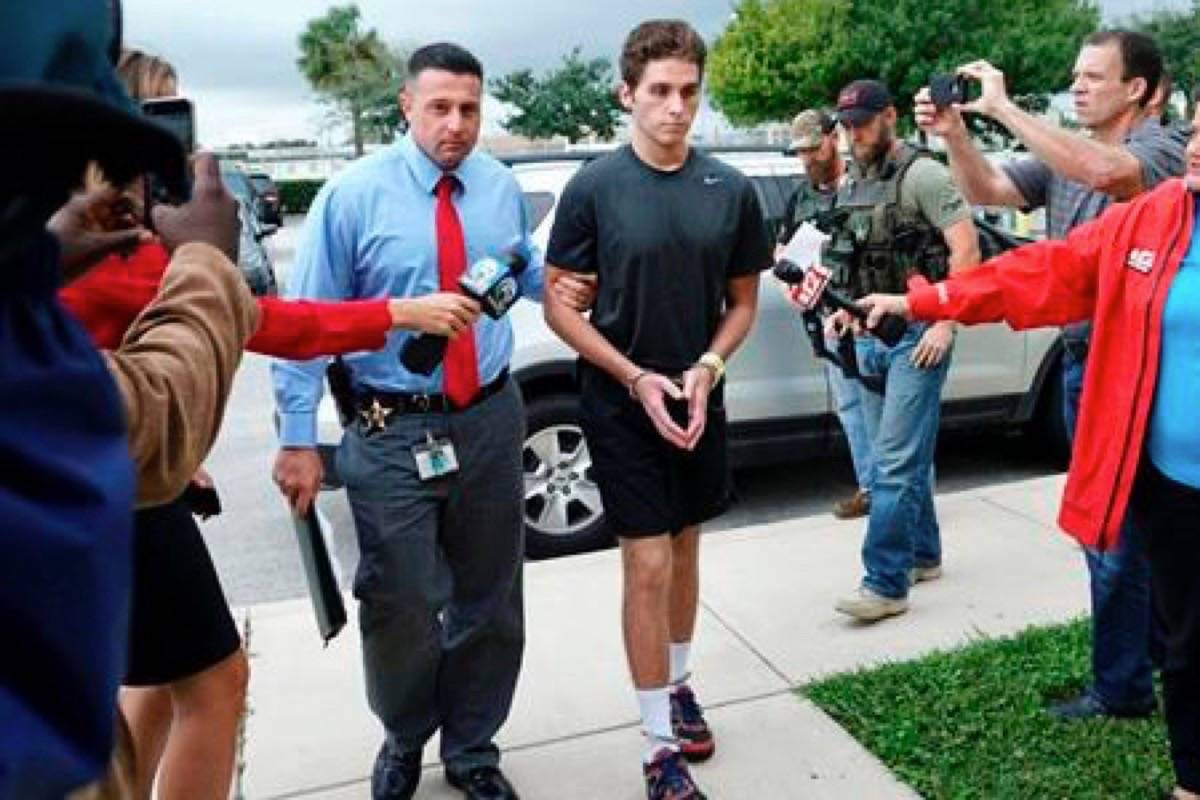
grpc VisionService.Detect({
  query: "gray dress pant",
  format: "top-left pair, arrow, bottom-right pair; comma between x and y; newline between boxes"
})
336,380 -> 525,772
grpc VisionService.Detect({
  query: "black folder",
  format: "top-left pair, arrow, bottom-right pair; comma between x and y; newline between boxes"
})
292,504 -> 347,644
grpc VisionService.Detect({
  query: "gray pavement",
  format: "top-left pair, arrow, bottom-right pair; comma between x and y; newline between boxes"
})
238,473 -> 1085,800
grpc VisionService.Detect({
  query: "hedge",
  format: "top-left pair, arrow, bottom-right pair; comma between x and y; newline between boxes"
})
277,179 -> 326,214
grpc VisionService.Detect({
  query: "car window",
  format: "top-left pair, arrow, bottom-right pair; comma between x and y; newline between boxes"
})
221,170 -> 255,205
221,170 -> 244,193
773,175 -> 801,204
975,205 -> 1045,240
748,175 -> 787,241
522,191 -> 556,233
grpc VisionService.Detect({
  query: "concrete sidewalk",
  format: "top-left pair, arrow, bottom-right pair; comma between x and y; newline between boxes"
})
239,473 -> 1086,799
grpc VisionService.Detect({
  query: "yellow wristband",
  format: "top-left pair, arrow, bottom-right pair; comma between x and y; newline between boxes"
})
697,352 -> 725,384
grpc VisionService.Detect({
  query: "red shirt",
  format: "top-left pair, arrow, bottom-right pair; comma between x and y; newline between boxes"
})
60,241 -> 392,360
908,179 -> 1195,549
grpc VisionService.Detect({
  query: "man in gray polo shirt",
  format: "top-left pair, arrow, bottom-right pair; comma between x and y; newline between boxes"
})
914,29 -> 1184,722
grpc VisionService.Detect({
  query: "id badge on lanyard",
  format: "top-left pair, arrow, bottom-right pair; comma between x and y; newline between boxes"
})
413,431 -> 459,481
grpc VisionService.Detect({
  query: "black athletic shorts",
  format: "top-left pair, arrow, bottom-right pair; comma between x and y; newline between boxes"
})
125,496 -> 241,686
579,368 -> 733,538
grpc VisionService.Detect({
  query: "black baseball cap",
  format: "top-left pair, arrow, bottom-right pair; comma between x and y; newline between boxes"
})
835,79 -> 894,126
0,0 -> 187,196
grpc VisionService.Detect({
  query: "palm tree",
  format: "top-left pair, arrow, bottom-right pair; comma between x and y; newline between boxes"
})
297,5 -> 403,156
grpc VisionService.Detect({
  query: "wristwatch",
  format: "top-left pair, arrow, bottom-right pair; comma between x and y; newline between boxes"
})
696,351 -> 726,385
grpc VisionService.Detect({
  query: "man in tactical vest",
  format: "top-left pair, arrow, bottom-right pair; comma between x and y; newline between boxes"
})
779,108 -> 873,521
825,80 -> 980,622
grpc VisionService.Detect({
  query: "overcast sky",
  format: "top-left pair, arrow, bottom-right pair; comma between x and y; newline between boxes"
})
122,0 -> 1182,147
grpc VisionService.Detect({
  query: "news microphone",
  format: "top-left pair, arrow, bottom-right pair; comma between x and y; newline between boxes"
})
460,251 -> 528,319
400,250 -> 530,376
773,258 -> 907,347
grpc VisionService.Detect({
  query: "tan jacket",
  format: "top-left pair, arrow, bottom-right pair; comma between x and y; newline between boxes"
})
104,242 -> 260,507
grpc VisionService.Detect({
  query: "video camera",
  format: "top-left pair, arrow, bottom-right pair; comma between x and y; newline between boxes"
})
400,249 -> 529,375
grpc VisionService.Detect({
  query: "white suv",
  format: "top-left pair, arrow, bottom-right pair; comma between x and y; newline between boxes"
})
318,148 -> 1068,558
506,148 -> 1067,557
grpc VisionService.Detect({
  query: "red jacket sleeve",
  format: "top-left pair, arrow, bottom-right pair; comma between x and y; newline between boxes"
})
60,242 -> 393,359
248,298 -> 392,359
58,247 -> 168,349
907,205 -> 1111,329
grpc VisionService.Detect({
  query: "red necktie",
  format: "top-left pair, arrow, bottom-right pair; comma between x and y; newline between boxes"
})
435,175 -> 480,407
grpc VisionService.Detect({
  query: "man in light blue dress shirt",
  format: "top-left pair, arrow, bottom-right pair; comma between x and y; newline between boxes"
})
271,43 -> 590,800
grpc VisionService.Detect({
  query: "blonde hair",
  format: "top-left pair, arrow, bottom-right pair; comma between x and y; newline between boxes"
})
116,49 -> 178,101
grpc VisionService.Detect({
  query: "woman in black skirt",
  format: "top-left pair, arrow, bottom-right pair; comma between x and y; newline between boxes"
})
111,53 -> 247,800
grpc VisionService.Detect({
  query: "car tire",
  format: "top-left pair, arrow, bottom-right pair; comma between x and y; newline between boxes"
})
522,393 -> 612,559
1032,355 -> 1071,468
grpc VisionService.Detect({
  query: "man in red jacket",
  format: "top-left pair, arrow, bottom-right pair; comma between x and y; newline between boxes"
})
857,103 -> 1200,800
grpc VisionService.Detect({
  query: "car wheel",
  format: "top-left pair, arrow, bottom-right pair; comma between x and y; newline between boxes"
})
522,393 -> 612,559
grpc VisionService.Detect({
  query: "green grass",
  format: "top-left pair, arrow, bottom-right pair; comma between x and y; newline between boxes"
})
802,619 -> 1172,799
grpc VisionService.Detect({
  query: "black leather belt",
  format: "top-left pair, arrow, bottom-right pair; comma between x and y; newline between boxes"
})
355,369 -> 509,418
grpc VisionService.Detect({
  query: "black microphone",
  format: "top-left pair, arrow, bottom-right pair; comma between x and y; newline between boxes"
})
400,250 -> 530,376
773,258 -> 907,347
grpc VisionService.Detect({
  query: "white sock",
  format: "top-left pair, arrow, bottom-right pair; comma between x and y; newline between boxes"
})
636,687 -> 676,763
669,642 -> 692,686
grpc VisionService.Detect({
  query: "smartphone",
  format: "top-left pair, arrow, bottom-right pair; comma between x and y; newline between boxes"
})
141,97 -> 195,223
929,73 -> 971,109
141,97 -> 195,153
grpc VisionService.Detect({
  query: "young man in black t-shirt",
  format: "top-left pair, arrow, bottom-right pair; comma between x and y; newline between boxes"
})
544,19 -> 771,800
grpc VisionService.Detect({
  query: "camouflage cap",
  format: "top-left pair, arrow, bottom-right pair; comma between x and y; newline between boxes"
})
788,109 -> 834,152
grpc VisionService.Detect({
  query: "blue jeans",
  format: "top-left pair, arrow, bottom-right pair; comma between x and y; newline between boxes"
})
827,350 -> 875,491
1060,336 -> 1087,441
856,324 -> 950,599
1062,337 -> 1160,710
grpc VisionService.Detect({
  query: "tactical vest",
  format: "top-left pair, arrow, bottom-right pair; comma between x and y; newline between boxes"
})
781,176 -> 838,243
823,144 -> 951,298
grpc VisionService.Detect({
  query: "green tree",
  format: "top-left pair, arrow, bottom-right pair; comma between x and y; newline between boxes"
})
708,0 -> 1099,127
491,48 -> 622,143
297,4 -> 406,156
1128,0 -> 1200,116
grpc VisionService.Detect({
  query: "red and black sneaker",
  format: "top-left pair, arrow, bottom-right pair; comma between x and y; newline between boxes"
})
670,684 -> 715,762
644,747 -> 707,800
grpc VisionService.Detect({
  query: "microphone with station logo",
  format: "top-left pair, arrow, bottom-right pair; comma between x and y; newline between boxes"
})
772,222 -> 907,347
400,249 -> 530,375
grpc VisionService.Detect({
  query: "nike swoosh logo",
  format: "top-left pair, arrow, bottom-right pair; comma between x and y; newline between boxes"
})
703,176 -> 722,185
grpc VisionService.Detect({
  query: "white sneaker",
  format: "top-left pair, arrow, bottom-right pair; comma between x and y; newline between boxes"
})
835,586 -> 909,622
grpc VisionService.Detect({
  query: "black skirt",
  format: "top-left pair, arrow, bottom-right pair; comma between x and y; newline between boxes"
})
124,496 -> 241,686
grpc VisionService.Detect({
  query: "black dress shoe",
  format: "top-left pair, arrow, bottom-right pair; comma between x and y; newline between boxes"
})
372,741 -> 421,800
446,765 -> 520,799
1046,692 -> 1155,721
